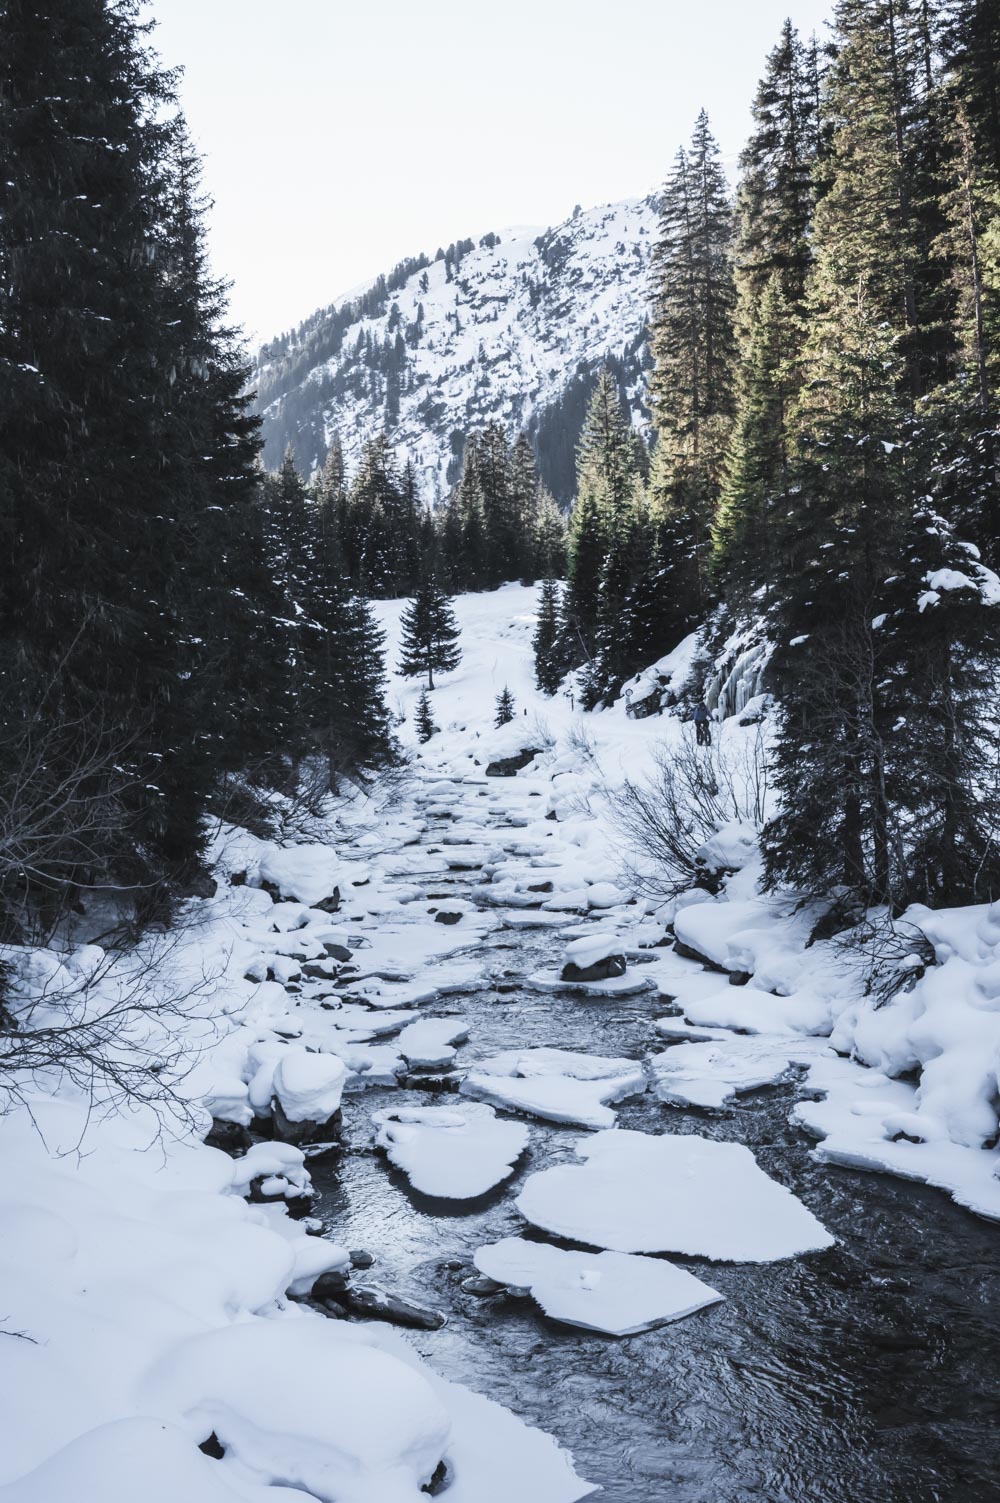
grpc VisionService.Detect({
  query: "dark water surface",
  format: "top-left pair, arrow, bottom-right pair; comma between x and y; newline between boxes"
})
315,821 -> 1000,1503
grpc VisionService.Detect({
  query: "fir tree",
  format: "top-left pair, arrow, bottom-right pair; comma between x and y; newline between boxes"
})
494,686 -> 516,725
510,433 -> 542,580
398,577 -> 462,688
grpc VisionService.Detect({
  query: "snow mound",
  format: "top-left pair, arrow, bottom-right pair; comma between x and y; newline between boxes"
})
139,1318 -> 451,1502
517,1130 -> 834,1261
258,844 -> 341,907
0,1417 -> 306,1503
272,1049 -> 347,1123
473,1237 -> 723,1336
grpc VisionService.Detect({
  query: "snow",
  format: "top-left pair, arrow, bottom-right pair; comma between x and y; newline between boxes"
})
372,1103 -> 529,1198
141,1318 -> 451,1502
0,1418 -> 312,1503
563,932 -> 625,968
257,844 -> 341,906
271,1048 -> 347,1122
473,1237 -> 723,1336
395,1015 -> 469,1068
8,580 -> 1000,1503
517,1130 -> 835,1260
461,1047 -> 646,1129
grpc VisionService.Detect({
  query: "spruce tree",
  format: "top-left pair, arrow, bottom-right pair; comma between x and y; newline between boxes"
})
713,21 -> 821,596
510,434 -> 542,580
533,578 -> 569,694
649,111 -> 737,621
533,487 -> 569,578
494,686 -> 516,726
398,577 -> 462,688
479,423 -> 517,586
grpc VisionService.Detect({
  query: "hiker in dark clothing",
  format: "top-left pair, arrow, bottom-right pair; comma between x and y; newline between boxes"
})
693,701 -> 712,747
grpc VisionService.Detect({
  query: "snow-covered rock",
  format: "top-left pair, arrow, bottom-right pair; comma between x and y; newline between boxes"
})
257,845 -> 341,908
271,1049 -> 347,1124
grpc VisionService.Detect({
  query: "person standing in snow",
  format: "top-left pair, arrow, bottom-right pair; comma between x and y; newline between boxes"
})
693,701 -> 712,747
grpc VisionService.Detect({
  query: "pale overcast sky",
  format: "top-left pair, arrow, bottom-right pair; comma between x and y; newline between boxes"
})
144,1 -> 833,346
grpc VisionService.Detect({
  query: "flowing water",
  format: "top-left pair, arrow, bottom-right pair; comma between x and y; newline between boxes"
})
314,795 -> 1000,1503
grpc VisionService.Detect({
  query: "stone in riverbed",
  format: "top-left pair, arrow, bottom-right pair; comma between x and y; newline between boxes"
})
330,1284 -> 446,1330
560,953 -> 626,983
485,748 -> 543,777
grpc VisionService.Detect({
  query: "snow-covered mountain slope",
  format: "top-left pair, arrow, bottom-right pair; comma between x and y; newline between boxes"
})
252,196 -> 658,501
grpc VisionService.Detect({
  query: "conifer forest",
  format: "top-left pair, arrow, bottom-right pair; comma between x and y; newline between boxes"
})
1,4 -> 999,1501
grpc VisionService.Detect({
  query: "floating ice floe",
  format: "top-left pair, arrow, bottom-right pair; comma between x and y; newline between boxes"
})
372,1103 -> 529,1198
650,1035 -> 831,1109
473,1236 -> 723,1336
461,1047 -> 646,1129
517,1129 -> 834,1260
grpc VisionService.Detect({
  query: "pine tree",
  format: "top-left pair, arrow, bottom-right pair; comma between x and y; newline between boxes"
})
510,433 -> 541,580
713,21 -> 821,595
533,487 -> 569,578
0,0 -> 259,905
532,578 -> 569,694
565,371 -> 635,664
494,686 -> 516,725
398,577 -> 462,688
479,423 -> 516,586
649,111 -> 737,621
456,435 -> 488,590
414,688 -> 437,743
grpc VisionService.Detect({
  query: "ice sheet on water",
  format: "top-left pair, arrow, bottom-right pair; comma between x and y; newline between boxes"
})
650,1035 -> 831,1110
372,1103 -> 529,1198
473,1236 -> 723,1336
461,1047 -> 646,1129
517,1129 -> 834,1261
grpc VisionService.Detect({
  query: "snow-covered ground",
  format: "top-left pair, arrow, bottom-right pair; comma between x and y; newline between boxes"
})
2,582 -> 999,1501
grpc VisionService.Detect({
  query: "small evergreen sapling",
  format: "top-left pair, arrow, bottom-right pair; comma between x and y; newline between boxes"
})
494,686 -> 516,726
414,688 -> 437,743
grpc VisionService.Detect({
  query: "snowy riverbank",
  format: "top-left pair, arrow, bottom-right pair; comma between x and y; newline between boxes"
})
1,583 -> 998,1501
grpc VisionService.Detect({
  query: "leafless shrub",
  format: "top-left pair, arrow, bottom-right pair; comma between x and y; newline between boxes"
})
0,707 -> 148,947
0,920 -> 228,1135
609,729 -> 769,902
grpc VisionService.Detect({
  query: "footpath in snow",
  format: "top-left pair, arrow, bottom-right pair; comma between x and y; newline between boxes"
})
2,583 -> 999,1501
